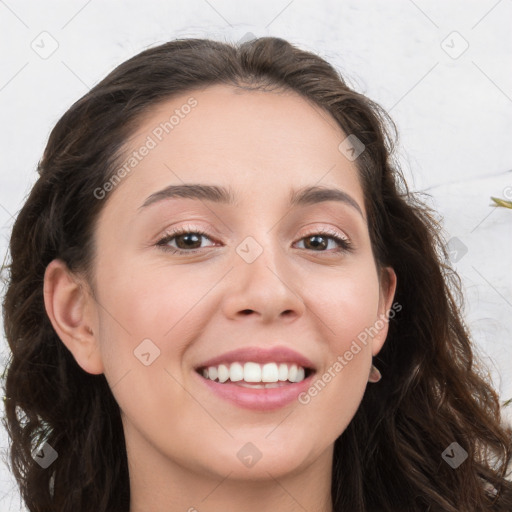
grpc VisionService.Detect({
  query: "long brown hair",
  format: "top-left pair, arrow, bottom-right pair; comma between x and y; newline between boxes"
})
2,36 -> 511,512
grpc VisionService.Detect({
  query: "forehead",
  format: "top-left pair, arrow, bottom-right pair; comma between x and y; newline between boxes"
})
132,83 -> 343,153
105,83 -> 364,215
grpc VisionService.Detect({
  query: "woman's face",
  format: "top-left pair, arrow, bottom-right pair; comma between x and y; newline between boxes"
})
53,84 -> 396,485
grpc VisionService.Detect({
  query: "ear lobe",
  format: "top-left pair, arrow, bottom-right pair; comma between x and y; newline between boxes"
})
43,259 -> 104,375
372,266 -> 397,357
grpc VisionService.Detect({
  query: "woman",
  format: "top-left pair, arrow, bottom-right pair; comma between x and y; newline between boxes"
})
2,36 -> 511,512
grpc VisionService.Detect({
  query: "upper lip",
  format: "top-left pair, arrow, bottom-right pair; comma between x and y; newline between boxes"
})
195,346 -> 316,370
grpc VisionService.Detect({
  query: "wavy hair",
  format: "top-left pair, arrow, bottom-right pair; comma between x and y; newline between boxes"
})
2,36 -> 511,511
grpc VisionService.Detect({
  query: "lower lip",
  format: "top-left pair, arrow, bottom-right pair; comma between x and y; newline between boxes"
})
194,370 -> 316,411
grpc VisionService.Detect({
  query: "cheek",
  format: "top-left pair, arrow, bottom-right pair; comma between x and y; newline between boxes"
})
94,256 -> 213,340
92,257 -> 224,395
298,264 -> 380,431
91,260 -> 205,448
311,261 -> 381,352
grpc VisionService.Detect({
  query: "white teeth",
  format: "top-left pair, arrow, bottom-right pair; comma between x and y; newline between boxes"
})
236,382 -> 282,389
261,363 -> 279,382
217,364 -> 229,383
278,363 -> 288,381
244,362 -> 261,382
229,362 -> 244,382
295,366 -> 305,383
200,361 -> 309,384
288,364 -> 298,382
207,366 -> 218,381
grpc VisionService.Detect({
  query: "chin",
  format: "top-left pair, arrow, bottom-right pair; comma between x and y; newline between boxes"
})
196,440 -> 315,481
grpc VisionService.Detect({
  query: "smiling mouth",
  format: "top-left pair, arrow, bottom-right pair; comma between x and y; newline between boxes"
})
195,361 -> 315,388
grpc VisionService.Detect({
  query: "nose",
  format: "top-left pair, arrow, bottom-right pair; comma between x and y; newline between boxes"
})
220,238 -> 306,324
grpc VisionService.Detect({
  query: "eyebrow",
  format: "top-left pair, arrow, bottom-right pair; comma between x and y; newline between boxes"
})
140,183 -> 364,218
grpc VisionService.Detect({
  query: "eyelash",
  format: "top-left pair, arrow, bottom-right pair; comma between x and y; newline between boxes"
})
155,225 -> 353,255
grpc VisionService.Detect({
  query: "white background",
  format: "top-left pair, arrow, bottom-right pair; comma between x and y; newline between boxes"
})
1,1 -> 511,509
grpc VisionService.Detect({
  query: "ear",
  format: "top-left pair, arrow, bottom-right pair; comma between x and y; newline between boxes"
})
371,266 -> 397,357
43,259 -> 104,375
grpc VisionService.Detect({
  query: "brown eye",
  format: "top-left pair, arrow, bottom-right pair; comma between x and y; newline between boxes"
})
156,228 -> 216,254
295,230 -> 352,253
302,234 -> 329,251
173,232 -> 203,250
155,226 -> 352,256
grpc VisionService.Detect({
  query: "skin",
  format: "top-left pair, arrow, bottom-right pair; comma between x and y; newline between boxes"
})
44,84 -> 397,512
